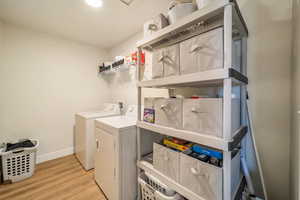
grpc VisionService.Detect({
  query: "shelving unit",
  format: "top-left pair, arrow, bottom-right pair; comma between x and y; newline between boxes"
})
137,121 -> 247,152
137,68 -> 248,88
136,0 -> 248,200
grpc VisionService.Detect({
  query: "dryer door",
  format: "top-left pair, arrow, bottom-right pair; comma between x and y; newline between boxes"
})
95,128 -> 117,200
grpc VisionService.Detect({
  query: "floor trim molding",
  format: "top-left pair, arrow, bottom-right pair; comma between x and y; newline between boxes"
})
37,147 -> 74,164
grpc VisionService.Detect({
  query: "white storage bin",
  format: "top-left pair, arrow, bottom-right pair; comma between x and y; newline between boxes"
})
180,28 -> 224,74
183,98 -> 222,137
142,51 -> 153,81
168,2 -> 197,24
154,98 -> 183,129
232,39 -> 242,72
0,140 -> 39,183
152,49 -> 164,79
152,44 -> 180,79
153,143 -> 180,182
231,98 -> 241,137
179,152 -> 241,200
182,98 -> 240,138
179,153 -> 222,200
144,14 -> 169,38
196,0 -> 211,10
144,97 -> 155,109
163,44 -> 180,77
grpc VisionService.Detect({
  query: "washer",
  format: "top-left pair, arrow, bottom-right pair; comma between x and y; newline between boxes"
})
94,105 -> 137,200
75,103 -> 121,170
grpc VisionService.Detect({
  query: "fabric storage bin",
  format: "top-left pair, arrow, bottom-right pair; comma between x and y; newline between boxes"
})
232,39 -> 242,72
179,153 -> 222,200
141,50 -> 153,81
163,44 -> 180,77
152,49 -> 164,79
168,2 -> 197,24
154,98 -> 183,129
231,98 -> 241,137
183,98 -> 222,137
152,44 -> 180,79
144,97 -> 155,109
196,0 -> 211,10
153,143 -> 180,182
144,14 -> 169,38
182,98 -> 240,138
180,28 -> 224,75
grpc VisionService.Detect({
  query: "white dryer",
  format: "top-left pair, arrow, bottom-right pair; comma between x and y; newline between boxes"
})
94,105 -> 137,200
75,104 -> 120,170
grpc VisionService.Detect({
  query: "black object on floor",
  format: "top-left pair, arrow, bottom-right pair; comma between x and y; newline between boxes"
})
6,140 -> 35,152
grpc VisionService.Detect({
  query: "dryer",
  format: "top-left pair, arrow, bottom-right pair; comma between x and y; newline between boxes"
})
75,103 -> 120,170
94,105 -> 137,200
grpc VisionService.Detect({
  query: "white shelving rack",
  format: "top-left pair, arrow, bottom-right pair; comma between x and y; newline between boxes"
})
136,0 -> 249,200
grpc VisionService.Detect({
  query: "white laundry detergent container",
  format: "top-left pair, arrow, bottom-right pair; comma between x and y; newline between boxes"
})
196,0 -> 211,10
168,2 -> 197,24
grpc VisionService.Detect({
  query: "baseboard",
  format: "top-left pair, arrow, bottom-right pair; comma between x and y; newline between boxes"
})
37,147 -> 74,164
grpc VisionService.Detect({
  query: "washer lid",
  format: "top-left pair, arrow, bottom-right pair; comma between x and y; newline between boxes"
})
76,111 -> 120,119
95,116 -> 137,129
76,104 -> 121,119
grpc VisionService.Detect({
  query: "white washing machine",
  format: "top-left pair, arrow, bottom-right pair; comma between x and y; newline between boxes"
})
75,103 -> 121,170
94,105 -> 137,200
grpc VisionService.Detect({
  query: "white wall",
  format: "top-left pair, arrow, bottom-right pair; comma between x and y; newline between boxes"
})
107,32 -> 142,106
238,0 -> 292,199
291,0 -> 300,199
0,23 -> 111,162
108,32 -> 168,107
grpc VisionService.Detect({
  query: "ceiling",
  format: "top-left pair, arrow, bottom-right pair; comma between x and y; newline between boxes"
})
0,0 -> 172,49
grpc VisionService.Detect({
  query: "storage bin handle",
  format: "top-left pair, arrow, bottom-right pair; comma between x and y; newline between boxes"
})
190,167 -> 200,175
148,24 -> 158,31
191,107 -> 207,114
191,107 -> 199,113
190,44 -> 204,53
158,55 -> 165,62
191,167 -> 207,177
160,104 -> 167,110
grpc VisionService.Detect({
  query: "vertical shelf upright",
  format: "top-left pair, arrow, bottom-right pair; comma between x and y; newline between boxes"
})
136,1 -> 249,199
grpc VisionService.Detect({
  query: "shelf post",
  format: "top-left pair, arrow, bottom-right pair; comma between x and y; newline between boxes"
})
223,151 -> 232,200
241,37 -> 248,127
137,47 -> 142,123
224,4 -> 232,71
224,4 -> 233,200
137,47 -> 143,200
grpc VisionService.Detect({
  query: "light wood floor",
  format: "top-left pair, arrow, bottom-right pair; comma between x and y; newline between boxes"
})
0,155 -> 107,200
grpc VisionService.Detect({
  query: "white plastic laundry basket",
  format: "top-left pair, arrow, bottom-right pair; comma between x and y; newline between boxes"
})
0,139 -> 39,183
139,173 -> 184,200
